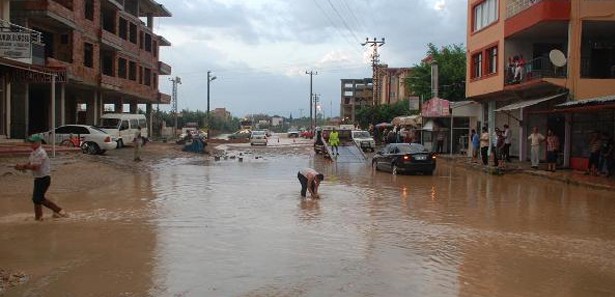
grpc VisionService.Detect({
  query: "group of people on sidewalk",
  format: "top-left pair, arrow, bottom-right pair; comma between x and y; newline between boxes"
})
470,125 -> 561,172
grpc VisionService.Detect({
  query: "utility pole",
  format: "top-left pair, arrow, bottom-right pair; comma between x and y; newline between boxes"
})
170,76 -> 181,138
305,70 -> 317,135
206,70 -> 217,139
361,37 -> 385,106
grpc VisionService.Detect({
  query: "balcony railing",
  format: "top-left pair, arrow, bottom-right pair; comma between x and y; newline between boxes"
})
505,56 -> 567,85
506,0 -> 543,19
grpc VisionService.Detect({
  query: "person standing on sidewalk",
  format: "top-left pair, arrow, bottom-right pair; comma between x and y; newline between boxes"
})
545,129 -> 560,172
14,135 -> 68,221
503,124 -> 512,162
480,127 -> 490,166
528,127 -> 545,169
471,129 -> 480,163
328,128 -> 340,156
492,128 -> 500,167
133,125 -> 143,162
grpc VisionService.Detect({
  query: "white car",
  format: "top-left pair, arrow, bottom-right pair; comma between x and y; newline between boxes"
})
250,130 -> 268,146
37,124 -> 117,155
351,130 -> 376,152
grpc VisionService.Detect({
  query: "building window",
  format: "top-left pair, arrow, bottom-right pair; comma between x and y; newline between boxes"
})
84,0 -> 94,21
139,31 -> 144,50
473,0 -> 498,32
153,41 -> 158,57
129,61 -> 136,81
84,43 -> 93,68
139,66 -> 143,84
487,46 -> 498,74
144,68 -> 151,86
471,52 -> 483,79
118,58 -> 127,79
119,18 -> 128,40
129,23 -> 137,44
144,33 -> 152,52
153,73 -> 158,88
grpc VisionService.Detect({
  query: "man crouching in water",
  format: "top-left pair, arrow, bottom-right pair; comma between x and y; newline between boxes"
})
297,168 -> 324,199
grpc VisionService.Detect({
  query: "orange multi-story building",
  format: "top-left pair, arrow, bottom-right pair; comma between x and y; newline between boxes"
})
466,0 -> 615,170
0,0 -> 172,139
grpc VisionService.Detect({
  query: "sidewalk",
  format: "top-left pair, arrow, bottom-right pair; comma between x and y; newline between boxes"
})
0,139 -> 80,156
442,155 -> 615,192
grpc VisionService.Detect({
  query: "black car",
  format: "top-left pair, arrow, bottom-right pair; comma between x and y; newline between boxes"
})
372,143 -> 436,175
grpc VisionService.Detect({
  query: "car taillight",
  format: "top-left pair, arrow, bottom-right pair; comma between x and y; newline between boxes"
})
432,155 -> 437,159
403,155 -> 411,161
104,136 -> 111,142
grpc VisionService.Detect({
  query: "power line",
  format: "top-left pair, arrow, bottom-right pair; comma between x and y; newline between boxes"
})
310,0 -> 363,55
325,0 -> 362,44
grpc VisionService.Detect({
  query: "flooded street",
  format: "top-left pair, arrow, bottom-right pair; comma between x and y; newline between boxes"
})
2,143 -> 615,296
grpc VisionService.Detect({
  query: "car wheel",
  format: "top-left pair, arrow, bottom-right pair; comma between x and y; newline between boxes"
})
60,139 -> 75,147
117,139 -> 124,148
392,163 -> 399,175
82,142 -> 99,155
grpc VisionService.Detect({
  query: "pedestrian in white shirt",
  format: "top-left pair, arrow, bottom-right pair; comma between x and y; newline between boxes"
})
527,127 -> 545,168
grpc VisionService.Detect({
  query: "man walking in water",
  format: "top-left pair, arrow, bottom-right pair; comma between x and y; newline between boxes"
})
329,128 -> 340,156
297,168 -> 324,199
14,134 -> 68,221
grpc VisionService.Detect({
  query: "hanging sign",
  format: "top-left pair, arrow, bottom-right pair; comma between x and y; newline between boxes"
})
0,32 -> 32,58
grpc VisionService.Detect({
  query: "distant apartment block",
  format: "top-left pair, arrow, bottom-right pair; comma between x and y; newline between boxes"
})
213,108 -> 231,120
340,78 -> 372,123
374,65 -> 413,105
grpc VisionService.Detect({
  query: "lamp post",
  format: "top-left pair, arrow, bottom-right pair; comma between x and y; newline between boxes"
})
207,70 -> 216,139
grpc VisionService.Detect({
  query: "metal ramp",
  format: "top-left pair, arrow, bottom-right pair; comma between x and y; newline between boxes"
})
324,141 -> 367,163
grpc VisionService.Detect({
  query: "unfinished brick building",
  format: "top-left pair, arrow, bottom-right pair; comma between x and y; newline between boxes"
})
0,0 -> 172,139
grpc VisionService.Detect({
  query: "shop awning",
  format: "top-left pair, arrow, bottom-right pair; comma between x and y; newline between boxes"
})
554,95 -> 615,111
495,93 -> 567,112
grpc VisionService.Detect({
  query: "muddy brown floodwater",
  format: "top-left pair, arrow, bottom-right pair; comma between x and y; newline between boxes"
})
1,141 -> 615,297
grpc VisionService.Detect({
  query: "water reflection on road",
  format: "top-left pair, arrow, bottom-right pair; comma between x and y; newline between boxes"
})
149,149 -> 615,297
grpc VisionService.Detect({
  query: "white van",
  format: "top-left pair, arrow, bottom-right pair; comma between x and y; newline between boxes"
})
99,113 -> 148,148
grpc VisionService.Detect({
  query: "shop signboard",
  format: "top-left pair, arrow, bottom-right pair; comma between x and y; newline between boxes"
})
408,96 -> 420,111
421,97 -> 450,117
0,32 -> 31,59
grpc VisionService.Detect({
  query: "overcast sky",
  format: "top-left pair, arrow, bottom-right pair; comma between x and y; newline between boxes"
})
154,0 -> 467,118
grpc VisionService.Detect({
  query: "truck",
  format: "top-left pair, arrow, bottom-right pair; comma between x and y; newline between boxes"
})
98,113 -> 148,148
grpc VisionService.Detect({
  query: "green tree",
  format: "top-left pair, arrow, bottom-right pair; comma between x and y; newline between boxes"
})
355,99 -> 417,128
406,43 -> 466,102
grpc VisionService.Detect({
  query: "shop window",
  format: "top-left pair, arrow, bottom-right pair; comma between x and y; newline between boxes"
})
471,52 -> 483,79
84,43 -> 93,68
473,0 -> 498,32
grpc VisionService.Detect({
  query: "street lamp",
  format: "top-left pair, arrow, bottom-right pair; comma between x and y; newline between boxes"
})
207,70 -> 216,139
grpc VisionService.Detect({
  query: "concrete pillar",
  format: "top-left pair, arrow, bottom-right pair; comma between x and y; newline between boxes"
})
60,83 -> 65,125
24,84 -> 29,136
129,103 -> 137,113
519,108 -> 526,162
487,101 -> 495,155
146,103 -> 152,138
563,113 -> 571,167
93,91 -> 98,124
114,103 -> 122,113
5,81 -> 10,138
146,13 -> 153,29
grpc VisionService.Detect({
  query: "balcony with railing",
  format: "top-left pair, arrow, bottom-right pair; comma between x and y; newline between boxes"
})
15,0 -> 76,28
505,56 -> 567,86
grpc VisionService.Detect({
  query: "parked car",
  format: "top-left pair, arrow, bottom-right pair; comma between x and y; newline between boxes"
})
250,130 -> 268,146
287,129 -> 300,138
228,129 -> 252,139
372,143 -> 436,175
351,130 -> 376,152
300,130 -> 314,138
37,124 -> 117,155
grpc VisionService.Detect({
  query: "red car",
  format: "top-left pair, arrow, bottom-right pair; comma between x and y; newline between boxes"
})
301,130 -> 314,138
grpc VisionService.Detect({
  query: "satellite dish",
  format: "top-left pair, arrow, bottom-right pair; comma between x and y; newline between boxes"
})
549,50 -> 567,67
